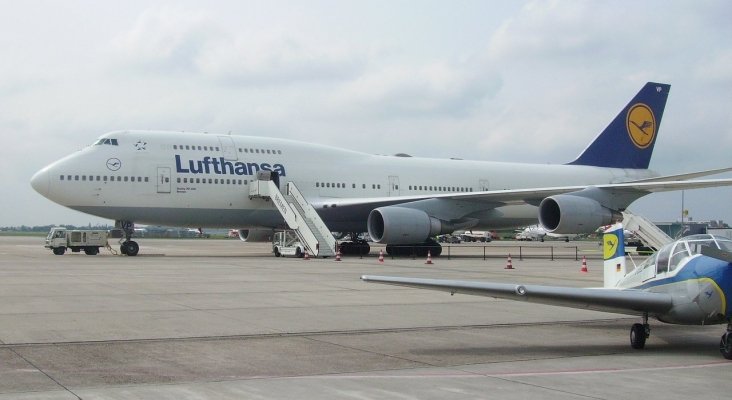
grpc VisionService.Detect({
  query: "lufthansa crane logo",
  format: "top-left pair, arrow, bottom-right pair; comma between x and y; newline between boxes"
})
603,233 -> 619,260
106,158 -> 122,171
626,103 -> 655,149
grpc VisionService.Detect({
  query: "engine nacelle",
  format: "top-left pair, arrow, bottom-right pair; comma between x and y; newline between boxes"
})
368,207 -> 445,244
237,228 -> 275,242
538,195 -> 620,234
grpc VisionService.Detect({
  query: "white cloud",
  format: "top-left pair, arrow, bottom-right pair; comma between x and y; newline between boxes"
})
3,1 -> 732,226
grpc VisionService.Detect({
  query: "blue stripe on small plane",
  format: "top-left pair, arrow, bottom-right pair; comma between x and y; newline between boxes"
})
634,256 -> 732,318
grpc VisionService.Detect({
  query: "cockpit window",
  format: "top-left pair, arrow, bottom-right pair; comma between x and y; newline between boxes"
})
668,242 -> 691,272
655,244 -> 672,274
93,138 -> 119,146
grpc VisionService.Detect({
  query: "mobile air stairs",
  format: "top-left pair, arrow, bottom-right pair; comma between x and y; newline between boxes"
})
621,210 -> 673,251
249,172 -> 337,258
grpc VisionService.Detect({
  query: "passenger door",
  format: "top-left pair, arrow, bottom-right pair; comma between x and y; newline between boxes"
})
157,167 -> 171,193
388,176 -> 400,196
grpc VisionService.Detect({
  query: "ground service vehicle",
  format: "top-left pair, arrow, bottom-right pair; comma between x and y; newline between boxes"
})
45,227 -> 110,255
272,231 -> 305,258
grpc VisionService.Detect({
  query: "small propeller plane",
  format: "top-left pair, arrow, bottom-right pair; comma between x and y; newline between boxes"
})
362,224 -> 732,359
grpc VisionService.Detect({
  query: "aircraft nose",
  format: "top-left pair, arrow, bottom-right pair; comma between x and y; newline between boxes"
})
30,167 -> 50,198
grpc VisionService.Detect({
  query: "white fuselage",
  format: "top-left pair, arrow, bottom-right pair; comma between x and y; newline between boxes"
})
31,131 -> 656,231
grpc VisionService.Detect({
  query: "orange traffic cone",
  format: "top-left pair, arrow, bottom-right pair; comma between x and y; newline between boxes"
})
425,250 -> 433,265
580,256 -> 588,273
378,249 -> 384,263
335,248 -> 342,261
304,251 -> 310,260
505,254 -> 514,269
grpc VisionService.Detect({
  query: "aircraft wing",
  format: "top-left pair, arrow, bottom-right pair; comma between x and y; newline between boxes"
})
314,178 -> 732,222
628,167 -> 732,183
361,275 -> 674,316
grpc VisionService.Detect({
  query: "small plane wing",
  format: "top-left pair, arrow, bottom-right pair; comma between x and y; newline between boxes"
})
361,275 -> 674,316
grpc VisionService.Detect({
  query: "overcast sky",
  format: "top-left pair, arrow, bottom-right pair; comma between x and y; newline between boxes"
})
2,0 -> 731,227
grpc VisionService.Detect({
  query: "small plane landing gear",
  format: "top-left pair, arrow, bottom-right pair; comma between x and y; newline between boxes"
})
116,220 -> 139,257
630,313 -> 650,350
720,322 -> 732,360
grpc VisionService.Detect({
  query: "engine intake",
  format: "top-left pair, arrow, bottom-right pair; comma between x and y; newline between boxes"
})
237,228 -> 275,242
539,195 -> 620,234
368,207 -> 448,244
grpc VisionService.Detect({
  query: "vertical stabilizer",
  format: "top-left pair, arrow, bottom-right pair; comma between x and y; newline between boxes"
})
603,223 -> 626,288
568,82 -> 670,169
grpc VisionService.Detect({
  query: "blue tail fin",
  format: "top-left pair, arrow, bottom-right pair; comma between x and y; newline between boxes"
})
568,82 -> 670,169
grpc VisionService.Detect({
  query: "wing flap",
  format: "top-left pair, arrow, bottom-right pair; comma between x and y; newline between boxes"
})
361,275 -> 673,316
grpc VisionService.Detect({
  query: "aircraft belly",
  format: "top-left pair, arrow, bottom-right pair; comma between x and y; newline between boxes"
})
71,205 -> 285,229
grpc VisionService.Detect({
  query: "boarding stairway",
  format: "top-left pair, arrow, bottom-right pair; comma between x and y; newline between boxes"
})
621,210 -> 673,251
249,174 -> 336,258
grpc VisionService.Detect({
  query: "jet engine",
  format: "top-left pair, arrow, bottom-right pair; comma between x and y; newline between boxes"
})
368,207 -> 448,244
538,195 -> 621,234
237,228 -> 275,242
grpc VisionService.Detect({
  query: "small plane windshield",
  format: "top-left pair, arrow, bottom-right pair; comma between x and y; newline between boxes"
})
682,234 -> 732,255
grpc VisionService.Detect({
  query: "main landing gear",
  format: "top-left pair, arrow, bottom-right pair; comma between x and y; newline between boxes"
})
337,233 -> 371,256
630,313 -> 650,350
386,238 -> 442,257
116,220 -> 139,257
721,321 -> 732,360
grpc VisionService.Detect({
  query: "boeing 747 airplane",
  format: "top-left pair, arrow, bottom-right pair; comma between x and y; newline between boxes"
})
30,82 -> 732,256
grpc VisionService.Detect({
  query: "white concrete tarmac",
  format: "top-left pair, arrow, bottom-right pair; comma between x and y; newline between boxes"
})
0,237 -> 730,399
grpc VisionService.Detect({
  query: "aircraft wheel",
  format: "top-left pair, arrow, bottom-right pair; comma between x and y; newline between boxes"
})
630,323 -> 647,349
53,247 -> 66,255
720,332 -> 732,360
125,241 -> 139,257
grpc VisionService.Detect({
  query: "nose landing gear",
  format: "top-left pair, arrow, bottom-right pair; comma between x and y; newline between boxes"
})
116,220 -> 139,257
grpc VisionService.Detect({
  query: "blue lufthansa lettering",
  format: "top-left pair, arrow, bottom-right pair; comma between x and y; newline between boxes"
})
174,155 -> 286,176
